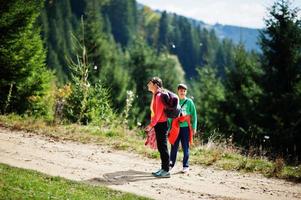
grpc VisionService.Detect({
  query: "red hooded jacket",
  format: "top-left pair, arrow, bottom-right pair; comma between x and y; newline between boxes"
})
168,115 -> 194,145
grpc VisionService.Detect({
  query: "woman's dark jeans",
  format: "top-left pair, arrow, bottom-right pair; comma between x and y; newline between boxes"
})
154,121 -> 169,171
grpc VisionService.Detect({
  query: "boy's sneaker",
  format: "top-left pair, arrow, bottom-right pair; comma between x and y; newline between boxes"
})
152,169 -> 163,176
182,167 -> 189,173
154,170 -> 170,178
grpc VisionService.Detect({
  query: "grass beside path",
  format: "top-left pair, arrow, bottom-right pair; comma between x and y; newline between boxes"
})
0,114 -> 300,183
0,163 -> 151,200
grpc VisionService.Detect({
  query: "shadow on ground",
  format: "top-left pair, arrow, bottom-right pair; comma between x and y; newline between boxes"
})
86,170 -> 157,185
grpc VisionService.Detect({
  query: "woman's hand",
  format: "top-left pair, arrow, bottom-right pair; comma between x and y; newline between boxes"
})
144,125 -> 153,132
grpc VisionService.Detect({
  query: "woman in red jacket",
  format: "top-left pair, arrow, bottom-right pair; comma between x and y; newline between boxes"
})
145,77 -> 170,178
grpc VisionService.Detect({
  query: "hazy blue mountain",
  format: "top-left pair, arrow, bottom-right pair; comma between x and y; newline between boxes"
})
181,17 -> 260,52
212,24 -> 260,52
147,6 -> 261,52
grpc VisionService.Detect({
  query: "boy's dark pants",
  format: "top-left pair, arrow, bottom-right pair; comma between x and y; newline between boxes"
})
154,121 -> 169,171
170,127 -> 190,168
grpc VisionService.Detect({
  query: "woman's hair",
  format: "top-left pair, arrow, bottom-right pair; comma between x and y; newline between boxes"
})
149,77 -> 163,88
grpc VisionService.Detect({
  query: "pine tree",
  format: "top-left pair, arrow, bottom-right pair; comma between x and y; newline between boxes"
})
259,0 -> 301,160
104,0 -> 137,46
169,14 -> 182,55
190,66 -> 225,137
158,11 -> 169,52
140,6 -> 160,46
41,0 -> 76,83
222,44 -> 263,147
64,17 -> 114,125
84,0 -> 130,110
213,39 -> 235,78
0,0 -> 55,117
175,16 -> 196,77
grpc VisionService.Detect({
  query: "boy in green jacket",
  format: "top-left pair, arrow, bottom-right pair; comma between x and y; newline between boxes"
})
169,83 -> 197,173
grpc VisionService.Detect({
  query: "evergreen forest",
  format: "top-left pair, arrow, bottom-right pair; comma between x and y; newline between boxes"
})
1,0 -> 301,164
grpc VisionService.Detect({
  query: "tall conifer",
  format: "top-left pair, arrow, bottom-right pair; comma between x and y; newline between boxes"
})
0,0 -> 54,116
259,0 -> 301,159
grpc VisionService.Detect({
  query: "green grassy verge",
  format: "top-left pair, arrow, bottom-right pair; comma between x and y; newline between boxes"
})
0,163 -> 150,200
0,114 -> 300,182
190,147 -> 301,181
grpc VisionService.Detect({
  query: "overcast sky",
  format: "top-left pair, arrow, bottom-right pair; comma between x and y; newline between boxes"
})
136,0 -> 301,28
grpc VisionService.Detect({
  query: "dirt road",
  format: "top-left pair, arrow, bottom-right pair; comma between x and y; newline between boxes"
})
0,127 -> 300,200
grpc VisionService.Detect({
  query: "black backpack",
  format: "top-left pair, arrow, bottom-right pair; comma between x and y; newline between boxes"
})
160,90 -> 181,118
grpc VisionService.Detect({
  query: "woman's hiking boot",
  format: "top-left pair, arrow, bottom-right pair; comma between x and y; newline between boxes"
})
153,169 -> 170,178
152,169 -> 163,176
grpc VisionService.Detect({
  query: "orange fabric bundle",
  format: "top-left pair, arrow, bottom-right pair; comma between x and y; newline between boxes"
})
168,115 -> 193,145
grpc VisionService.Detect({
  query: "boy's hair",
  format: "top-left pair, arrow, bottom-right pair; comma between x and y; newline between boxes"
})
177,83 -> 187,90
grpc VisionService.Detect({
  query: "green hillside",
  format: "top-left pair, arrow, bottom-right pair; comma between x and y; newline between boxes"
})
1,0 -> 300,164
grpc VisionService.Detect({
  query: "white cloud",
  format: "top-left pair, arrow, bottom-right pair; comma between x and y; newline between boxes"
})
137,0 -> 301,28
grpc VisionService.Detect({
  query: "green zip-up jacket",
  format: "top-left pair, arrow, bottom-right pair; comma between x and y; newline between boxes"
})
168,97 -> 197,131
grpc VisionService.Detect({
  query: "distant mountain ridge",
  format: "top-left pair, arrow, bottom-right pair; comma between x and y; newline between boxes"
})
148,6 -> 261,52
212,24 -> 260,52
180,15 -> 260,52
